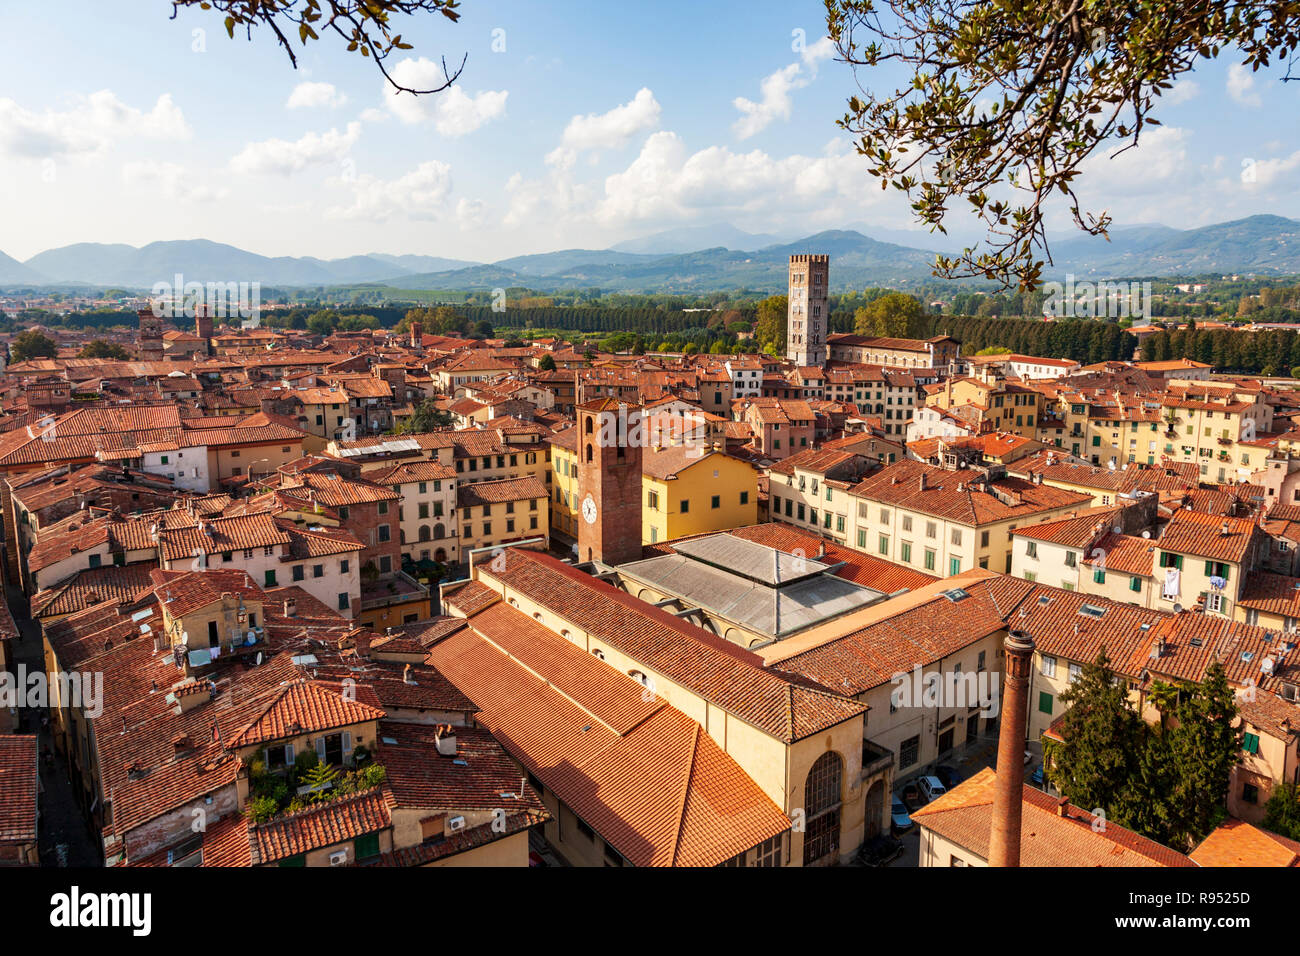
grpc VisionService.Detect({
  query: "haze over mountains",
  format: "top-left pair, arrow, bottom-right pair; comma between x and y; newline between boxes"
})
3,215 -> 1299,294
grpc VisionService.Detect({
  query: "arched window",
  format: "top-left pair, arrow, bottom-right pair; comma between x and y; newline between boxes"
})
533,612 -> 544,623
418,525 -> 431,542
591,648 -> 605,660
585,417 -> 594,434
433,523 -> 446,540
803,751 -> 843,865
585,444 -> 594,462
628,670 -> 654,692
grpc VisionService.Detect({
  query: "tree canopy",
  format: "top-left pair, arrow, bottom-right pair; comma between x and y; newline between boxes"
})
9,330 -> 59,363
828,0 -> 1300,288
172,0 -> 466,93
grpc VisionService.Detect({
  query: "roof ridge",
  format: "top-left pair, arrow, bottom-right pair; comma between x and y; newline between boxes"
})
669,724 -> 701,867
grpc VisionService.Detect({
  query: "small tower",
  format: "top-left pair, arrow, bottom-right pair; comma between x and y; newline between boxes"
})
786,254 -> 829,367
195,304 -> 214,352
138,307 -> 164,362
576,399 -> 643,566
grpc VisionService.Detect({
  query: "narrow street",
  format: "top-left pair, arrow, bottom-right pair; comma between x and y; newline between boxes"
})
7,586 -> 101,867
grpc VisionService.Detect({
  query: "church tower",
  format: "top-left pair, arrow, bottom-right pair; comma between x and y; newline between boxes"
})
576,399 -> 643,566
786,254 -> 829,367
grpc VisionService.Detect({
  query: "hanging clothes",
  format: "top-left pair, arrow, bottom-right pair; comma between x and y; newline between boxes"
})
1163,567 -> 1181,601
1209,575 -> 1227,591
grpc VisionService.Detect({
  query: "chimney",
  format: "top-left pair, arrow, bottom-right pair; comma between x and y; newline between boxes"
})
434,725 -> 458,757
918,473 -> 927,493
1056,797 -> 1069,817
283,598 -> 297,618
989,629 -> 1035,868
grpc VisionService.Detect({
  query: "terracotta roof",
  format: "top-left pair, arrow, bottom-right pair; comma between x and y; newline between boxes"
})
0,736 -> 37,845
31,563 -> 157,618
226,679 -> 386,748
456,475 -> 547,507
912,767 -> 1193,866
1156,509 -> 1259,565
1190,818 -> 1300,866
479,549 -> 867,743
424,604 -> 790,866
252,788 -> 390,864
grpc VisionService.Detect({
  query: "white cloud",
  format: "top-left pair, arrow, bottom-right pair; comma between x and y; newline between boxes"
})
326,160 -> 453,221
229,122 -> 361,175
121,160 -> 228,202
1227,63 -> 1262,107
547,88 -> 661,168
1243,149 -> 1300,190
593,132 -> 884,226
385,59 -> 507,135
1163,79 -> 1200,106
286,82 -> 348,110
0,90 -> 189,160
732,37 -> 835,140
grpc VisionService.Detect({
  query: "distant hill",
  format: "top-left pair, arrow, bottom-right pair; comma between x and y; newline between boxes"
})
15,239 -> 478,288
610,223 -> 785,254
1045,215 -> 1300,278
0,249 -> 46,285
7,214 -> 1300,293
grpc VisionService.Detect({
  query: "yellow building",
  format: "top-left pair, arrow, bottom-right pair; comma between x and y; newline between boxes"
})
642,447 -> 759,546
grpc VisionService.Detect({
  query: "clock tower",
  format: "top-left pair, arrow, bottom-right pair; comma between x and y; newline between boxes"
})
576,398 -> 644,566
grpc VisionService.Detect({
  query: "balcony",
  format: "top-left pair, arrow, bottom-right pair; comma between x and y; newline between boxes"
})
861,738 -> 894,781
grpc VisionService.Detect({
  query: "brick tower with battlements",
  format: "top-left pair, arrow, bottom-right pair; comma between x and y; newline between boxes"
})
786,253 -> 828,367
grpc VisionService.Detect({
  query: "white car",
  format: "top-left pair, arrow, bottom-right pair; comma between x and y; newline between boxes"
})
917,775 -> 947,803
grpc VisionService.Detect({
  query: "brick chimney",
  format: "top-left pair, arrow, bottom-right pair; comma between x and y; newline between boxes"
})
989,629 -> 1035,867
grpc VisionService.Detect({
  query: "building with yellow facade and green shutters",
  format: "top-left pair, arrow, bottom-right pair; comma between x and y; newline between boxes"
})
641,446 -> 760,546
548,428 -> 760,548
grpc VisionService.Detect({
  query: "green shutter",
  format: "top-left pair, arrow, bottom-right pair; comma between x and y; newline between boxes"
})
1129,576 -> 1141,592
1094,569 -> 1106,584
1205,560 -> 1214,576
354,831 -> 381,860
278,854 -> 305,867
1243,733 -> 1260,755
1038,692 -> 1053,715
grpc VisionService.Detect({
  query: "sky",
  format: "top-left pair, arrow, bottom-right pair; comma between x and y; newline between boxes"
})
0,0 -> 1297,265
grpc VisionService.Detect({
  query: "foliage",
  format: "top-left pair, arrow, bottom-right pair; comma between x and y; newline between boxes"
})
1263,782 -> 1300,841
854,291 -> 925,337
77,339 -> 132,359
754,294 -> 788,355
301,760 -> 340,801
171,0 -> 465,93
537,353 -> 556,372
1043,649 -> 1146,815
827,0 -> 1300,287
245,795 -> 280,824
394,396 -> 453,433
9,330 -> 58,363
1046,653 -> 1240,852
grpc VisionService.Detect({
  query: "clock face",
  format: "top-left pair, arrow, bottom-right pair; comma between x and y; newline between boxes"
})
582,494 -> 598,525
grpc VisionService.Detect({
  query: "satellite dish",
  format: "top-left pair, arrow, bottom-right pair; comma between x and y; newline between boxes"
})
1141,530 -> 1151,539
1173,603 -> 1183,613
255,652 -> 264,667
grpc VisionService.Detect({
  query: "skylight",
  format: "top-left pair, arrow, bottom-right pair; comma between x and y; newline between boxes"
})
1078,603 -> 1106,618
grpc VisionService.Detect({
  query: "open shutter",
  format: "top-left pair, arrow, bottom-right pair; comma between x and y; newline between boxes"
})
342,731 -> 353,765
285,743 -> 294,765
1205,560 -> 1214,576
315,738 -> 326,763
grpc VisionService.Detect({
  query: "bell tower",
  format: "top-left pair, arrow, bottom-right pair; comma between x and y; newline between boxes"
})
576,399 -> 643,566
786,254 -> 829,367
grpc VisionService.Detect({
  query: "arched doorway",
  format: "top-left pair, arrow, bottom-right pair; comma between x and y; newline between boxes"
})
864,779 -> 885,839
803,751 -> 843,865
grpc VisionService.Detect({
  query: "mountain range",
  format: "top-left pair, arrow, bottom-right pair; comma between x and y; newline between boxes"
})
3,215 -> 1300,293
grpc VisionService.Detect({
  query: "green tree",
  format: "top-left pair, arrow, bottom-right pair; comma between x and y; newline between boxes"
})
1263,782 -> 1300,841
1042,649 -> 1146,816
77,339 -> 131,359
172,0 -> 466,94
300,760 -> 340,802
827,0 -> 1300,286
854,292 -> 924,337
537,353 -> 556,372
754,294 -> 788,354
1157,664 -> 1239,849
394,396 -> 453,434
9,330 -> 58,363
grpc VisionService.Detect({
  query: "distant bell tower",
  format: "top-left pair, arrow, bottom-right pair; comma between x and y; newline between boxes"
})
786,254 -> 829,367
576,398 -> 643,566
138,307 -> 164,362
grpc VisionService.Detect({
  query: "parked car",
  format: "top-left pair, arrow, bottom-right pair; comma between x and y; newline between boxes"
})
857,834 -> 905,867
891,795 -> 914,834
900,781 -> 922,811
1029,764 -> 1046,788
934,764 -> 962,789
917,775 -> 947,803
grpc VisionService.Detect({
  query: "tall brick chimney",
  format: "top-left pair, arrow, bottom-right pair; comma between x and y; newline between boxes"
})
989,629 -> 1034,867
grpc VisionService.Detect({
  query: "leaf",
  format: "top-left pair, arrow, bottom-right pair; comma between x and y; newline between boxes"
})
224,15 -> 235,38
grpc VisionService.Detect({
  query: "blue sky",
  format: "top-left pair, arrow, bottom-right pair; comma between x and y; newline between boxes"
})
0,0 -> 1297,264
